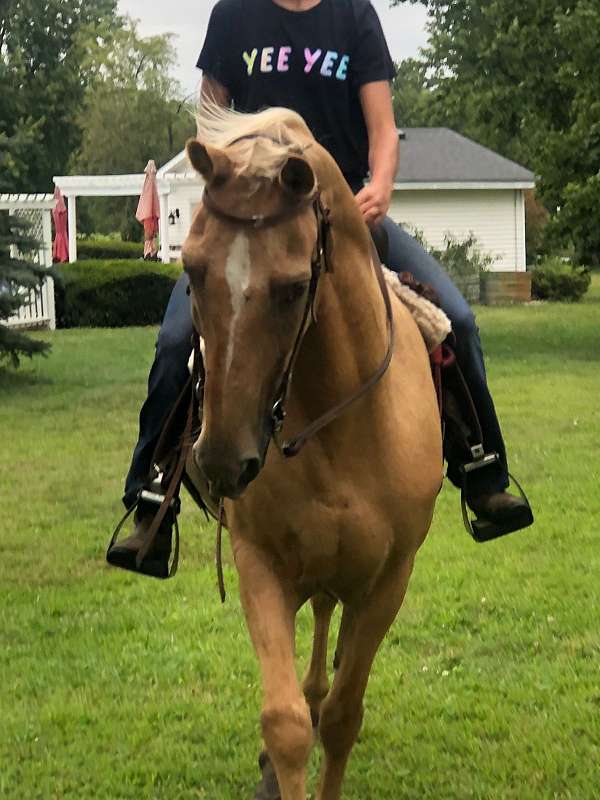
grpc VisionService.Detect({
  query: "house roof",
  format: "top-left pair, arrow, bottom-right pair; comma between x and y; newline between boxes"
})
395,128 -> 535,188
158,151 -> 189,176
155,127 -> 535,190
52,128 -> 535,197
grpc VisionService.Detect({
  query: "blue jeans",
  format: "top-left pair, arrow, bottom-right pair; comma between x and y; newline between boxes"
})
382,218 -> 508,495
123,273 -> 194,509
123,218 -> 509,508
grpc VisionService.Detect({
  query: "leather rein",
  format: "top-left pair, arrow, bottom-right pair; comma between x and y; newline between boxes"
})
200,184 -> 396,459
108,176 -> 396,588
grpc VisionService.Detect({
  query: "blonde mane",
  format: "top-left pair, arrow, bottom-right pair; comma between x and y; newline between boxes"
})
195,100 -> 314,181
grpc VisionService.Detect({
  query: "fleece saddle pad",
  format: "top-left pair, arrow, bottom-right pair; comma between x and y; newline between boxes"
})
382,267 -> 452,353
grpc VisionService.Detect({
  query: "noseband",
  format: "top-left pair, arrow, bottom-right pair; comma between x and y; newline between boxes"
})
200,182 -> 394,459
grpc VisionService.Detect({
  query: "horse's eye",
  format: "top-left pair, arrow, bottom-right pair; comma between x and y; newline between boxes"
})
272,281 -> 309,307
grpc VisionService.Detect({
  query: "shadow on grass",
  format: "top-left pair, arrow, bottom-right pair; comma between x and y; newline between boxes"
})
0,366 -> 53,393
483,328 -> 600,364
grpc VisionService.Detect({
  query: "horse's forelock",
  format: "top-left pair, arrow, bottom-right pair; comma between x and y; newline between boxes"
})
195,100 -> 313,183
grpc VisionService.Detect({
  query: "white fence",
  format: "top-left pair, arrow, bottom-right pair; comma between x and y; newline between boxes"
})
0,194 -> 56,330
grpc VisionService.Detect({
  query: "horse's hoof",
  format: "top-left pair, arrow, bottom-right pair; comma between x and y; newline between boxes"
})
254,750 -> 281,800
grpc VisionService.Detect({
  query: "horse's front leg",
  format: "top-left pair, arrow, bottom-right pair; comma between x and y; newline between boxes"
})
316,552 -> 417,800
234,539 -> 313,800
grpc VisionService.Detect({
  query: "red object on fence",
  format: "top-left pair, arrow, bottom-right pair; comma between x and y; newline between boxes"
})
136,160 -> 160,259
52,187 -> 69,263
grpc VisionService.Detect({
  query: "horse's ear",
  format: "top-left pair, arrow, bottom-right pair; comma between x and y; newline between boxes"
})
279,156 -> 316,197
186,139 -> 231,184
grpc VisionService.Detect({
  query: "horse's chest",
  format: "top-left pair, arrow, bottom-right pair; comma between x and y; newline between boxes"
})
252,500 -> 394,596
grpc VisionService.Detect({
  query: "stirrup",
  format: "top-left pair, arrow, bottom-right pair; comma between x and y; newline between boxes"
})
107,472 -> 181,579
460,446 -> 534,543
140,471 -> 181,515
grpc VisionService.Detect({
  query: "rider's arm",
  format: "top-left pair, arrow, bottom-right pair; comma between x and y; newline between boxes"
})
355,81 -> 399,227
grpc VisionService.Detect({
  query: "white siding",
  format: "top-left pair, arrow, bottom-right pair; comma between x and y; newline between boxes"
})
389,189 -> 527,272
166,185 -> 204,248
515,189 -> 526,269
164,182 -> 528,270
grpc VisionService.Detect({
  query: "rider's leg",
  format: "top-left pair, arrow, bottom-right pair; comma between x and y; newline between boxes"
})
122,272 -> 194,509
381,217 -> 509,497
380,218 -> 532,536
108,273 -> 193,577
382,219 -> 532,531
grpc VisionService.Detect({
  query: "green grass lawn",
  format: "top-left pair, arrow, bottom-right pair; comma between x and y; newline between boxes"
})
1,279 -> 599,800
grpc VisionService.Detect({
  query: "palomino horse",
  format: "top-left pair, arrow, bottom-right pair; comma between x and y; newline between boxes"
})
182,104 -> 443,800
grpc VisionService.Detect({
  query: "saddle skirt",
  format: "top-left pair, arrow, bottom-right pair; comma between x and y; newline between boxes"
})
382,267 -> 452,353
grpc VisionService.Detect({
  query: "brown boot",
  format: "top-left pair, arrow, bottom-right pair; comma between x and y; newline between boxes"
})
466,489 -> 533,541
468,491 -> 529,522
106,506 -> 173,579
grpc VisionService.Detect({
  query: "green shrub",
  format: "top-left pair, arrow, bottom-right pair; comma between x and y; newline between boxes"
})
403,227 -> 492,303
406,227 -> 492,280
531,258 -> 591,302
77,239 -> 144,260
431,233 -> 493,280
55,259 -> 182,328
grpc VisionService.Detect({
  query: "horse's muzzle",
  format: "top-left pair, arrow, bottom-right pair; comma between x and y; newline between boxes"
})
194,441 -> 262,499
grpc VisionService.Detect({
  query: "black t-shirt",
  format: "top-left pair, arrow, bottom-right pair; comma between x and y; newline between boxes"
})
197,0 -> 395,186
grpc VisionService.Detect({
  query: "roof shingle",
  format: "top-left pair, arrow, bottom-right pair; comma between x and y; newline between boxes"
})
396,128 -> 535,184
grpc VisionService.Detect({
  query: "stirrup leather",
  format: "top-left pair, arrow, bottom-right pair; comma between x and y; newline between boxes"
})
438,348 -> 534,542
107,330 -> 204,579
140,470 -> 182,515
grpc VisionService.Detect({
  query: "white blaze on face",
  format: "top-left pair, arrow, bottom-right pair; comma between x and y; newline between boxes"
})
224,231 -> 251,375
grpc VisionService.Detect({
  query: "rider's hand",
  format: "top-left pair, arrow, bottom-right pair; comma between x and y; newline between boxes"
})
355,179 -> 392,227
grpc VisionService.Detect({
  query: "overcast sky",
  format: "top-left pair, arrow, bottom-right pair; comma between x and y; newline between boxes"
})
118,0 -> 429,96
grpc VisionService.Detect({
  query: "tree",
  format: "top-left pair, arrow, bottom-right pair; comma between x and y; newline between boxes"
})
0,0 -> 121,191
524,190 -> 550,263
392,0 -> 600,263
72,19 -> 196,236
0,137 -> 52,366
539,1 -> 600,264
391,59 -> 432,127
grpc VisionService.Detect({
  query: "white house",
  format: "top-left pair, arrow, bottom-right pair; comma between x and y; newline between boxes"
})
389,128 -> 535,271
55,128 -> 535,269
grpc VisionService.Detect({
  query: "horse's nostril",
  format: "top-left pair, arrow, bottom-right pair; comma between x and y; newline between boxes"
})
196,449 -> 261,498
240,457 -> 261,486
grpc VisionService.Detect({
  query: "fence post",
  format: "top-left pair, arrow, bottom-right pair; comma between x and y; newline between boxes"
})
42,208 -> 56,330
68,195 -> 77,263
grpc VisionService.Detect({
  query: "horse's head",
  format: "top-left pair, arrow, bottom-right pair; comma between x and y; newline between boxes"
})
182,133 -> 321,499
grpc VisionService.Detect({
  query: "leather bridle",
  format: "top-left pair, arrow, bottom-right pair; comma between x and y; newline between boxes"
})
200,182 -> 395,459
108,172 -> 396,587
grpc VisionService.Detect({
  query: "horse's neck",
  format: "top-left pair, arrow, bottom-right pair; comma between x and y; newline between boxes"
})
292,202 -> 390,419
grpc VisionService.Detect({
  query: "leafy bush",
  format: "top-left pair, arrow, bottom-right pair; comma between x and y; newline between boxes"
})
407,227 -> 492,280
531,258 -> 591,302
77,239 -> 144,260
55,259 -> 181,328
403,227 -> 492,303
431,233 -> 493,280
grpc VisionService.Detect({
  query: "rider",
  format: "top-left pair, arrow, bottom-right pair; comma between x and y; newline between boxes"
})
107,0 -> 531,578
